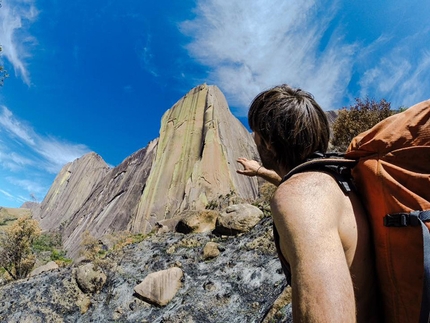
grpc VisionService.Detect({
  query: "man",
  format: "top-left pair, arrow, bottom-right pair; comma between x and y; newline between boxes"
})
237,85 -> 380,322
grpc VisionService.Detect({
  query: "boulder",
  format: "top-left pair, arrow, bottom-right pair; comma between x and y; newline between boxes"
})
176,210 -> 218,234
75,263 -> 107,294
134,267 -> 184,307
202,242 -> 220,260
215,204 -> 263,235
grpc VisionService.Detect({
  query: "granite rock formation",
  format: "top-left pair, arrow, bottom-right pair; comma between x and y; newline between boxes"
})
62,142 -> 158,258
130,84 -> 259,233
33,84 -> 260,259
32,152 -> 110,231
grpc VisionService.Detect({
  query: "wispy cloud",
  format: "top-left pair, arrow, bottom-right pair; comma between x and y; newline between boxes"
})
137,33 -> 159,77
180,0 -> 430,112
0,106 -> 90,174
5,176 -> 46,195
0,0 -> 38,85
0,106 -> 91,206
180,0 -> 355,113
359,39 -> 430,108
0,189 -> 14,199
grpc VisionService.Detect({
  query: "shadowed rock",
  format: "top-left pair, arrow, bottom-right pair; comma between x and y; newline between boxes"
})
32,152 -> 110,232
62,142 -> 158,258
175,210 -> 219,234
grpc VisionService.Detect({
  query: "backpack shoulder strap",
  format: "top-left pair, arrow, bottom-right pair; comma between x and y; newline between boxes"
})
280,157 -> 357,194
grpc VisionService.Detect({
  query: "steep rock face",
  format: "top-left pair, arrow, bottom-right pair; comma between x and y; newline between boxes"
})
130,84 -> 259,233
33,84 -> 259,258
62,140 -> 158,258
33,152 -> 110,231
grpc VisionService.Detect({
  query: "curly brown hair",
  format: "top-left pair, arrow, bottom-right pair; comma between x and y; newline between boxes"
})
248,84 -> 330,171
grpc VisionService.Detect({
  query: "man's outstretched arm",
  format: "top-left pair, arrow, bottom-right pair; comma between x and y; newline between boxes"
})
236,157 -> 282,186
271,173 -> 356,323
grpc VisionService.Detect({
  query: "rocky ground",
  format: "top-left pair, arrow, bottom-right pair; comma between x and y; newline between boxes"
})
0,214 -> 293,323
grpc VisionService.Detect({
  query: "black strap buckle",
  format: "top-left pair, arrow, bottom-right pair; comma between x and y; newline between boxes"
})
384,212 -> 422,227
384,213 -> 409,227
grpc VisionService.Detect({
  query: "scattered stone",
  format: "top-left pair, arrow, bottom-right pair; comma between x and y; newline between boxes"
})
215,204 -> 263,235
30,261 -> 59,277
202,242 -> 220,260
76,294 -> 92,314
134,267 -> 184,307
75,263 -> 107,294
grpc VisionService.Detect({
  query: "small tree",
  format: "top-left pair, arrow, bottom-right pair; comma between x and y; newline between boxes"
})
0,216 -> 41,280
331,98 -> 393,152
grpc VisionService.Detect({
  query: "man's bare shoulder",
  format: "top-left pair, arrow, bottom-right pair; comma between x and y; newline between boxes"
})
271,171 -> 345,235
273,171 -> 344,212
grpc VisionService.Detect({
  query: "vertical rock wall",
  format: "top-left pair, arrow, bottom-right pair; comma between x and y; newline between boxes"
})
130,84 -> 259,233
32,152 -> 110,232
32,84 -> 260,258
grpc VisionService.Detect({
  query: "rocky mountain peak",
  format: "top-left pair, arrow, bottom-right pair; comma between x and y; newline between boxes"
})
33,84 -> 260,259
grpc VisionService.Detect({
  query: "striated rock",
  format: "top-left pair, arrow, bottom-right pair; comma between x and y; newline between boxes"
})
20,201 -> 39,211
215,204 -> 264,235
129,84 -> 259,234
134,267 -> 184,307
32,84 -> 259,259
176,210 -> 219,234
30,261 -> 59,277
32,152 -> 110,231
75,263 -> 107,294
202,241 -> 220,260
61,141 -> 158,259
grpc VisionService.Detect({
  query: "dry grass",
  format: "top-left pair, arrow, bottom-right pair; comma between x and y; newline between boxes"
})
0,207 -> 31,230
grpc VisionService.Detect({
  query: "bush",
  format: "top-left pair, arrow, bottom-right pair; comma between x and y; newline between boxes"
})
0,216 -> 41,280
33,232 -> 72,266
330,98 -> 393,152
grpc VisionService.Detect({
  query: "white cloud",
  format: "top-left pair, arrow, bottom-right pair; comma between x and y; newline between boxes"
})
5,176 -> 46,195
358,35 -> 430,108
137,33 -> 159,77
180,0 -> 355,113
180,0 -> 430,112
0,151 -> 34,172
0,189 -> 14,199
0,106 -> 90,174
0,0 -> 38,85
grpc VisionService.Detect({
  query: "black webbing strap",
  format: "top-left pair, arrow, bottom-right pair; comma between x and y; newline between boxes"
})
384,210 -> 430,323
281,158 -> 357,195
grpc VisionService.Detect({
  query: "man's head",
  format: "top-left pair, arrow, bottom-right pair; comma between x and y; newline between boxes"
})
248,84 -> 330,174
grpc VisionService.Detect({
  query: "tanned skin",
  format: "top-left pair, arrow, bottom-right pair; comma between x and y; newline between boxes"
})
237,136 -> 379,322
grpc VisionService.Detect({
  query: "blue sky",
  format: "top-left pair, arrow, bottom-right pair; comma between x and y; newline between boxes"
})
0,0 -> 429,208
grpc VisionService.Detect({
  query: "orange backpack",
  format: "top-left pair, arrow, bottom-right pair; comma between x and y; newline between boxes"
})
280,99 -> 430,322
344,99 -> 430,323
